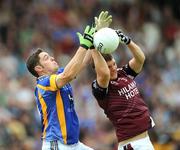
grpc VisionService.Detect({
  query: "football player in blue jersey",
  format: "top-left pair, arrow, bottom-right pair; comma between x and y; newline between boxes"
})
26,25 -> 95,150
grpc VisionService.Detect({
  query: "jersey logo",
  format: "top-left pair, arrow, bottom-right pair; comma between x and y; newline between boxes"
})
68,94 -> 74,102
117,81 -> 139,100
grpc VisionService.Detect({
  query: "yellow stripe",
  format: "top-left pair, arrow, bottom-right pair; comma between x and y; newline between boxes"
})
50,75 -> 58,90
38,91 -> 48,138
56,91 -> 67,144
37,75 -> 58,91
37,84 -> 57,91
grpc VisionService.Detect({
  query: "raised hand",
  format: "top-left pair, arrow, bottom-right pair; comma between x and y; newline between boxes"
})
77,25 -> 95,49
95,11 -> 112,31
115,29 -> 131,45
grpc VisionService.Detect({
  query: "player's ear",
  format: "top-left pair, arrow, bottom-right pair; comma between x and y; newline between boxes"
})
34,65 -> 43,72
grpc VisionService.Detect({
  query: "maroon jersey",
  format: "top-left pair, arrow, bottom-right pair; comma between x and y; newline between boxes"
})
92,64 -> 153,142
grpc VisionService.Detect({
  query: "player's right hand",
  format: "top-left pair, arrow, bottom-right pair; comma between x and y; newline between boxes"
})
94,11 -> 112,31
77,25 -> 95,50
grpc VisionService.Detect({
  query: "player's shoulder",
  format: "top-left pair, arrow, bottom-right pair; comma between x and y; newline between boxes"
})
37,75 -> 51,86
92,80 -> 108,100
118,64 -> 138,78
37,67 -> 64,82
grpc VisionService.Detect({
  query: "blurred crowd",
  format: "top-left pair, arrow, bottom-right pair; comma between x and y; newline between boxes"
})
0,0 -> 179,150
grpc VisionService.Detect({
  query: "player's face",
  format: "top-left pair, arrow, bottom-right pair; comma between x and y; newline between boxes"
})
107,58 -> 118,80
38,52 -> 59,75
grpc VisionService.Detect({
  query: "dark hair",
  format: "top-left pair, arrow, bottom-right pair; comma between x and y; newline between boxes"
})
101,54 -> 113,62
26,48 -> 43,77
92,53 -> 113,69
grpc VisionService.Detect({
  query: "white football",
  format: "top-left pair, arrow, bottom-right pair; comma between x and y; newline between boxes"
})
93,27 -> 119,54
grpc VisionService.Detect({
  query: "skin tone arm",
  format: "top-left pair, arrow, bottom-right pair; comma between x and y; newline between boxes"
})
91,49 -> 110,88
128,41 -> 145,73
56,46 -> 88,88
78,50 -> 93,72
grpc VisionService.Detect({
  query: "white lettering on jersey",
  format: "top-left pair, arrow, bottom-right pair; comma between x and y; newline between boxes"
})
68,94 -> 74,101
118,81 -> 139,100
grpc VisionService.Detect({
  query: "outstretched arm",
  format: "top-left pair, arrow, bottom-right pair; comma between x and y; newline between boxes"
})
91,10 -> 112,87
91,49 -> 110,88
56,26 -> 95,88
116,30 -> 145,73
128,41 -> 145,73
78,50 -> 93,73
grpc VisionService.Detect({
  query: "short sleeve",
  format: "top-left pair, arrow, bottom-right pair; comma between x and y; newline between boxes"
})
122,64 -> 138,78
92,80 -> 108,100
37,74 -> 58,91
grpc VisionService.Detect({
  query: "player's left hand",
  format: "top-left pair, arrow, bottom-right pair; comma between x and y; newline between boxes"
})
95,11 -> 112,31
115,29 -> 131,45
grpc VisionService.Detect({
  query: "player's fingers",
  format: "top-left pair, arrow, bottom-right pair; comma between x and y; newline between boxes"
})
102,11 -> 108,19
105,15 -> 112,22
101,11 -> 107,20
105,15 -> 112,20
94,17 -> 98,24
99,11 -> 104,19
89,27 -> 96,34
76,32 -> 82,38
84,25 -> 90,33
107,19 -> 112,25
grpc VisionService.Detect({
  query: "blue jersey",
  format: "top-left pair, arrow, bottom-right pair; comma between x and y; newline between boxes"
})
34,68 -> 79,144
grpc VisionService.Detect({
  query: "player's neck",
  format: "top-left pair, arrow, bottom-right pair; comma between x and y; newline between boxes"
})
37,75 -> 48,79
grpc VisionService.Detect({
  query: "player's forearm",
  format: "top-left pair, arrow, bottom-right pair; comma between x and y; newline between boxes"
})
92,49 -> 110,79
78,50 -> 92,73
127,41 -> 145,65
63,46 -> 87,80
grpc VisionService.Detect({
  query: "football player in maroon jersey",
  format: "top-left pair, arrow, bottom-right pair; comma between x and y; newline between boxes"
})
91,11 -> 155,150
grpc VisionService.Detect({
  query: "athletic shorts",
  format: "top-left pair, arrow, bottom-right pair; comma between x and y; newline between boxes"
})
118,135 -> 154,150
42,140 -> 94,150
